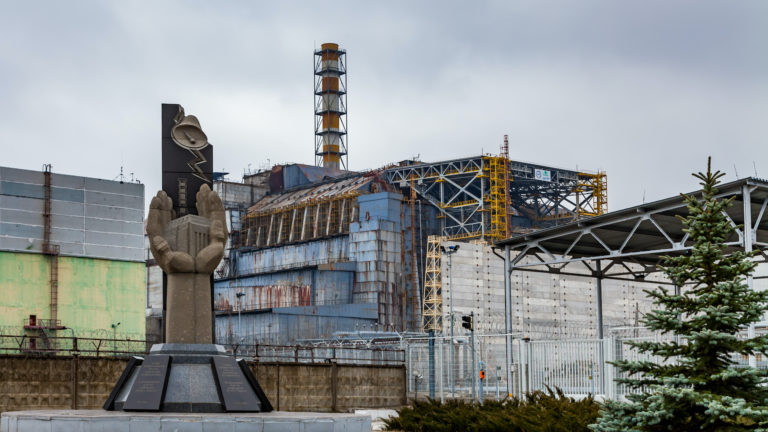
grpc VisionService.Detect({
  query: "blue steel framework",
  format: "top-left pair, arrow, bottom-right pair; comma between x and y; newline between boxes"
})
385,156 -> 606,241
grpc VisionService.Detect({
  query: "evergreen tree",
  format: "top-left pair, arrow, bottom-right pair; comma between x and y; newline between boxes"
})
592,159 -> 768,431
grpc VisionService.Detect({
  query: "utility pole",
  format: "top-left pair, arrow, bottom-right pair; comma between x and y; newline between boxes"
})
428,330 -> 435,399
111,322 -> 121,354
441,244 -> 460,398
462,312 -> 475,402
479,360 -> 485,403
236,291 -> 246,344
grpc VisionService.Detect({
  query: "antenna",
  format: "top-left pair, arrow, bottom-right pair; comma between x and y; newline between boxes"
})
642,189 -> 646,204
114,166 -> 125,183
754,161 -> 758,177
734,164 -> 739,179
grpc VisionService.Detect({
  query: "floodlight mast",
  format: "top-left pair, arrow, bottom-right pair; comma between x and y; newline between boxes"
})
440,244 -> 460,398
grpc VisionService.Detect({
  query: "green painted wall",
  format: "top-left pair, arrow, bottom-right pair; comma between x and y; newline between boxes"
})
0,251 -> 145,338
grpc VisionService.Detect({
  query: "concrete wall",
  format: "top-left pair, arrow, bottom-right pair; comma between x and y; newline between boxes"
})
0,166 -> 144,262
0,355 -> 406,414
214,180 -> 267,207
439,240 -> 657,340
0,251 -> 145,337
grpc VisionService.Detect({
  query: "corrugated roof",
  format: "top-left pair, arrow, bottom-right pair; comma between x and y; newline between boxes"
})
247,174 -> 373,214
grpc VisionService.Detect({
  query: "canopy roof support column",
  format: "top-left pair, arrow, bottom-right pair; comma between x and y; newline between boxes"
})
595,260 -> 605,394
504,245 -> 513,398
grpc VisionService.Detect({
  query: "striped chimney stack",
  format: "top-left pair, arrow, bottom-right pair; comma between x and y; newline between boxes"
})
314,43 -> 348,170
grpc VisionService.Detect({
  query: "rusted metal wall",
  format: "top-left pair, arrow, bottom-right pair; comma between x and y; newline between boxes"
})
215,284 -> 313,311
215,304 -> 377,345
0,355 -> 406,414
215,269 -> 353,312
234,236 -> 350,275
349,193 -> 405,330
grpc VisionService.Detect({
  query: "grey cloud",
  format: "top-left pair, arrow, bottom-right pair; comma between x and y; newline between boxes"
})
0,0 -> 766,212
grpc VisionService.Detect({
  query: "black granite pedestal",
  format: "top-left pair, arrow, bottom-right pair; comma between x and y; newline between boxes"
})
103,344 -> 272,413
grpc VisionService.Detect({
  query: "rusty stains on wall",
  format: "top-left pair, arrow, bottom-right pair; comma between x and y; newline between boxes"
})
215,284 -> 312,311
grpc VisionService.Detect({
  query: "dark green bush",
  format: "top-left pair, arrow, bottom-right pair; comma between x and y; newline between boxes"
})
384,387 -> 599,432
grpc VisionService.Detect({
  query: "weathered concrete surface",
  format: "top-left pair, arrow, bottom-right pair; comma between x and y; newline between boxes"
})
0,356 -> 406,415
147,186 -> 228,344
1,409 -> 372,432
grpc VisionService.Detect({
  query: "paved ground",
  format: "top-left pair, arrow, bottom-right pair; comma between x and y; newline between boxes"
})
1,409 -> 372,431
354,409 -> 397,431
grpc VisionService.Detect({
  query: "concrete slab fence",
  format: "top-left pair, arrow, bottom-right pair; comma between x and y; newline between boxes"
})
0,355 -> 406,415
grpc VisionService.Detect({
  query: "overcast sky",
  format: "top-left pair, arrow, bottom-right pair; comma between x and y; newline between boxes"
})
1,1 -> 766,211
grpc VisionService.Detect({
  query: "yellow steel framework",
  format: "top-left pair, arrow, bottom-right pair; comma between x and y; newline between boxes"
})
485,155 -> 509,242
386,152 -> 608,242
421,236 -> 442,333
576,172 -> 608,217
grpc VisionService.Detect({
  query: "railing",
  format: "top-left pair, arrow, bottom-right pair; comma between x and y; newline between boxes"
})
22,318 -> 63,328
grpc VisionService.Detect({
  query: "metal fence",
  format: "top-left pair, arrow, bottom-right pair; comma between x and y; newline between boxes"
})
0,333 -> 148,357
0,333 -> 405,366
230,343 -> 404,365
403,328 -> 768,402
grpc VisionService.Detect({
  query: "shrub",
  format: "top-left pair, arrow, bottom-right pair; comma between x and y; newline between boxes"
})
384,387 -> 599,432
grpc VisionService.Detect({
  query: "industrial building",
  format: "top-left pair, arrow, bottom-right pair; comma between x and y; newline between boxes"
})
200,42 -> 657,347
0,165 -> 146,349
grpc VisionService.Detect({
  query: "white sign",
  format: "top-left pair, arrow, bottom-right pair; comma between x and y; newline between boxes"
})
534,169 -> 551,182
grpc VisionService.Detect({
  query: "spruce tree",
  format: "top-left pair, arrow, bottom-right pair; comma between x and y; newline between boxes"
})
591,159 -> 768,431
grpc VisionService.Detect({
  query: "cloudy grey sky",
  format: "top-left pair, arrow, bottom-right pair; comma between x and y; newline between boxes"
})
1,1 -> 766,211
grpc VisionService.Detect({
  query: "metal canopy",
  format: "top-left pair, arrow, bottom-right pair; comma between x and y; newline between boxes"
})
494,177 -> 768,397
496,177 -> 768,279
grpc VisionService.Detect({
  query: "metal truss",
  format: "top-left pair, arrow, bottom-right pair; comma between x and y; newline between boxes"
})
421,236 -> 442,332
385,156 -> 606,241
499,178 -> 768,282
495,178 -> 768,391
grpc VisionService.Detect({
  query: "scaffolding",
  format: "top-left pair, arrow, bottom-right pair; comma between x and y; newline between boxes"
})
485,155 -> 509,242
576,172 -> 608,217
386,153 -> 608,242
421,236 -> 442,333
241,192 -> 359,249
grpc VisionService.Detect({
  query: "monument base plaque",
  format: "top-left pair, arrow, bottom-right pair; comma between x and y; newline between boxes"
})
104,344 -> 272,413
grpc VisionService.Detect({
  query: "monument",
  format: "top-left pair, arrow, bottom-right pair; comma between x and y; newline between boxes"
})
0,104 -> 371,431
102,104 -> 272,413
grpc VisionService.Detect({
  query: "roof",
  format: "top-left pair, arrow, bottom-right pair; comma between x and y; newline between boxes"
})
496,177 -> 768,269
247,173 -> 374,214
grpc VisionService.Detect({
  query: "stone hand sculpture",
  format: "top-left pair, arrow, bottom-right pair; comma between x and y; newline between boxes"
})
147,184 -> 228,344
